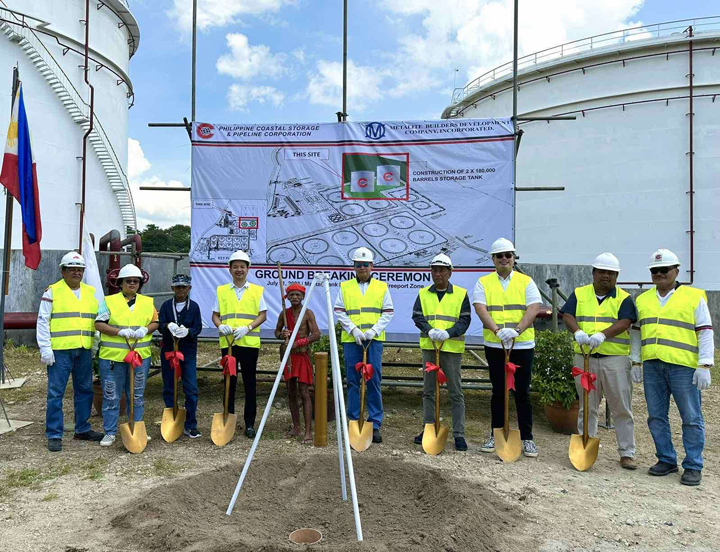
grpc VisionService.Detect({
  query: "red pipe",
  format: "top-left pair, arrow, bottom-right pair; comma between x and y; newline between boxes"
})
99,229 -> 121,294
688,27 -> 695,284
4,312 -> 37,329
78,0 -> 94,255
120,234 -> 142,270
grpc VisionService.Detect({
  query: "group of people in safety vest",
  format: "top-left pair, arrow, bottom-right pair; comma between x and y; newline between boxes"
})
37,240 -> 713,485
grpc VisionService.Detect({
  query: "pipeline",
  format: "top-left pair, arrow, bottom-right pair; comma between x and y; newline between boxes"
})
99,229 -> 121,294
77,0 -> 93,255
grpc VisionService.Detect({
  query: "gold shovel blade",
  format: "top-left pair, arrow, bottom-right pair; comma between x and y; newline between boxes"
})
569,434 -> 600,471
161,407 -> 186,443
119,421 -> 147,454
422,423 -> 448,455
494,427 -> 522,462
348,420 -> 373,452
211,412 -> 237,447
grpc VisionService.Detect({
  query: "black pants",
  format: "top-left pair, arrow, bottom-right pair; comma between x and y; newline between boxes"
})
485,346 -> 534,441
221,346 -> 259,428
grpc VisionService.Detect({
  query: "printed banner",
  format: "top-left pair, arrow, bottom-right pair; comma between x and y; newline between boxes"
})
190,118 -> 514,341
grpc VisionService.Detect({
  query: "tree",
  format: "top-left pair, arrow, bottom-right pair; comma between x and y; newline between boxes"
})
136,224 -> 190,253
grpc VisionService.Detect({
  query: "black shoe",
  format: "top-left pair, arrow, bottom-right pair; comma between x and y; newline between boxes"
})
454,437 -> 468,451
372,428 -> 382,444
183,428 -> 202,439
648,461 -> 679,476
47,438 -> 62,452
74,430 -> 104,442
414,431 -> 423,445
680,469 -> 702,486
245,427 -> 256,439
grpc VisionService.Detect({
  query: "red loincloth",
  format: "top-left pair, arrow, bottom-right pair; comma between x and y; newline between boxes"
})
282,306 -> 313,385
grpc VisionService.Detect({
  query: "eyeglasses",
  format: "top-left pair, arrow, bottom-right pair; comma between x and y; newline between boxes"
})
124,279 -> 141,285
493,252 -> 514,259
650,266 -> 673,275
354,262 -> 371,268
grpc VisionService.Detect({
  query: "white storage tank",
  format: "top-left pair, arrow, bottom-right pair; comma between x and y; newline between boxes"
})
443,19 -> 720,290
0,0 -> 139,248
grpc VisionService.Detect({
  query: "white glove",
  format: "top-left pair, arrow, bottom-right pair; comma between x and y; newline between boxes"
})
428,329 -> 441,341
233,325 -> 250,340
218,324 -> 233,336
176,325 -> 189,339
168,322 -> 180,337
118,328 -> 135,339
133,327 -> 148,340
364,329 -> 376,341
588,332 -> 606,350
497,328 -> 519,344
693,368 -> 711,390
574,330 -> 591,346
631,364 -> 642,383
431,329 -> 450,342
351,327 -> 365,346
40,347 -> 55,366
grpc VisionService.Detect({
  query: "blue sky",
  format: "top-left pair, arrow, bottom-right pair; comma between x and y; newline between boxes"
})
126,0 -> 719,228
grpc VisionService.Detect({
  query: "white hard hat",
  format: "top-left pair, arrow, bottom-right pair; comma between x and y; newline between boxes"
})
59,251 -> 86,268
229,250 -> 251,267
118,264 -> 143,279
490,238 -> 515,255
647,248 -> 680,269
352,247 -> 374,263
592,252 -> 621,272
430,253 -> 453,269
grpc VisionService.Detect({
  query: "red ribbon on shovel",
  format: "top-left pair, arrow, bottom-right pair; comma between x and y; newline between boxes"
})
354,361 -> 374,382
572,367 -> 597,392
220,354 -> 237,377
424,361 -> 447,385
165,350 -> 184,378
505,361 -> 519,391
123,350 -> 143,370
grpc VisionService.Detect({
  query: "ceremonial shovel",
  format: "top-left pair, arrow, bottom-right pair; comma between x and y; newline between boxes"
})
348,342 -> 373,452
569,345 -> 600,471
119,338 -> 148,454
422,344 -> 448,455
161,338 -> 186,443
494,339 -> 522,462
212,336 -> 238,446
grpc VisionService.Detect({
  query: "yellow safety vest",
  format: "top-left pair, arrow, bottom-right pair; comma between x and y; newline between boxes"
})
99,293 -> 154,361
480,271 -> 535,345
636,285 -> 706,369
573,284 -> 631,355
418,285 -> 467,353
49,280 -> 98,350
340,278 -> 387,343
217,282 -> 263,348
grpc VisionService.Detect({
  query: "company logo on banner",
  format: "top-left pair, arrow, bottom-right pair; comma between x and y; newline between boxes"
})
196,123 -> 215,139
364,122 -> 386,140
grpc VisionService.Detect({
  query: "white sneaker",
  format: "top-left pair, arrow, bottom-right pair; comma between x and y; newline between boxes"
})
480,436 -> 495,453
146,435 -> 151,442
100,434 -> 115,447
522,440 -> 538,458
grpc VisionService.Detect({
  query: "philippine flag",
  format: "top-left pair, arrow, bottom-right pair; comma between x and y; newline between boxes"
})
0,84 -> 42,269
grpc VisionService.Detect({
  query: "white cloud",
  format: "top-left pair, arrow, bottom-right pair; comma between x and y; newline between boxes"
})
306,60 -> 387,113
127,138 -> 190,229
292,48 -> 307,65
227,84 -> 285,111
216,33 -> 287,80
168,0 -> 296,31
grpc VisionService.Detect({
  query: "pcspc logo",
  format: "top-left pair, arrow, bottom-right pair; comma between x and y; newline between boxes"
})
365,122 -> 385,140
358,177 -> 368,188
196,123 -> 215,139
382,172 -> 394,182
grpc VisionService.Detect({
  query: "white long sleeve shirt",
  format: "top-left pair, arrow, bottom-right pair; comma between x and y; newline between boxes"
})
333,278 -> 394,336
630,287 -> 714,366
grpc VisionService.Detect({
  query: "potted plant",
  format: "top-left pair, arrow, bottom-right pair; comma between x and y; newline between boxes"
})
531,330 -> 579,434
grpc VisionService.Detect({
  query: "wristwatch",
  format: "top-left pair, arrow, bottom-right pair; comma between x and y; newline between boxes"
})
514,326 -> 523,335
700,364 -> 712,368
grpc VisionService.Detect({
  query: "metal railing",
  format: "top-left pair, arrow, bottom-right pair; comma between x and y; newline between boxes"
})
450,16 -> 720,106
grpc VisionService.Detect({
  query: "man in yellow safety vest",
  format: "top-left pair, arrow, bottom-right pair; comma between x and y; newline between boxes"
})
412,253 -> 471,451
632,249 -> 713,486
36,251 -> 103,452
334,246 -> 394,444
561,252 -> 638,470
474,238 -> 541,457
212,250 -> 267,439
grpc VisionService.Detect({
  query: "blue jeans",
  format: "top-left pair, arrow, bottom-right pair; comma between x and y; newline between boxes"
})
99,357 -> 150,436
643,359 -> 705,470
45,348 -> 94,439
344,340 -> 383,428
160,348 -> 198,430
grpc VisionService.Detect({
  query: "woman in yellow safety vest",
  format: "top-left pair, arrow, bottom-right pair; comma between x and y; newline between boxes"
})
95,264 -> 159,447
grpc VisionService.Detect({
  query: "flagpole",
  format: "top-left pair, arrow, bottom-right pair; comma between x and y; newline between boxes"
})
0,66 -> 20,384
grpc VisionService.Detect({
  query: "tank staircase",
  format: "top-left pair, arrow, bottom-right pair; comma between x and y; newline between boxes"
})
0,7 -> 137,232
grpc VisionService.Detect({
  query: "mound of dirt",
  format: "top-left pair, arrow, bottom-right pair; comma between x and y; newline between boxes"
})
109,453 -> 527,552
